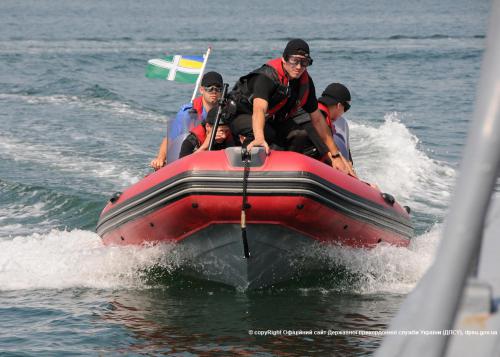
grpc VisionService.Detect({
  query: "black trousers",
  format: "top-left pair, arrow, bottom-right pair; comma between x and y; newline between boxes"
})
229,113 -> 312,153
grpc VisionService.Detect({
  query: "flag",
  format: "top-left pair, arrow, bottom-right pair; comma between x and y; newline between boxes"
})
146,55 -> 204,83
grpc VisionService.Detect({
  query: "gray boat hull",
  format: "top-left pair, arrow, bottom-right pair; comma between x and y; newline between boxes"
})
178,223 -> 316,289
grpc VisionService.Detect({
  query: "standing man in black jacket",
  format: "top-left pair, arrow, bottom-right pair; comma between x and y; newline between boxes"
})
229,39 -> 354,175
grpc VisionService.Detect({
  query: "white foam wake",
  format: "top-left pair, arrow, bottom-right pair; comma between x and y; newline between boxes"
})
0,227 -> 441,294
306,226 -> 441,294
350,113 -> 456,215
0,230 -> 181,291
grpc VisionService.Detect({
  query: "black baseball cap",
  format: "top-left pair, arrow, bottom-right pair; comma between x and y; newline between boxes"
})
201,71 -> 223,87
283,39 -> 312,60
318,83 -> 351,107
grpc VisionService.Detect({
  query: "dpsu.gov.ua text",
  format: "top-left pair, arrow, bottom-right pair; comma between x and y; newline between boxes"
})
248,329 -> 499,336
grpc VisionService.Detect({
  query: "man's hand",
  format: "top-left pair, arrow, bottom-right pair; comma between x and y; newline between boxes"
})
150,158 -> 165,171
150,138 -> 168,170
310,109 -> 355,176
249,98 -> 270,154
196,126 -> 212,152
246,136 -> 270,153
328,152 -> 357,177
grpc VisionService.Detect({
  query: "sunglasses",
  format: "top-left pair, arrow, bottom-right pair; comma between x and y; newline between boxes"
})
342,102 -> 351,112
287,56 -> 312,68
204,86 -> 222,93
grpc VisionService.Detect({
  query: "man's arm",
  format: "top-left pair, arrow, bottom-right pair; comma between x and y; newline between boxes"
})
151,104 -> 197,170
246,98 -> 270,153
150,137 -> 168,170
195,126 -> 212,153
310,109 -> 356,176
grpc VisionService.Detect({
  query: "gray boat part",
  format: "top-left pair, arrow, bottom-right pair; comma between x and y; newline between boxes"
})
178,223 -> 315,289
376,1 -> 500,356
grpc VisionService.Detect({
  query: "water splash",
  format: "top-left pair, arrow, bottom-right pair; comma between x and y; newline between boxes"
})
0,225 -> 441,294
351,112 -> 455,216
0,230 -> 181,291
0,112 -> 449,293
300,226 -> 441,294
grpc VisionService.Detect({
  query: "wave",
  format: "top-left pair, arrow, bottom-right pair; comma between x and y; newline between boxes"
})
0,34 -> 484,55
296,225 -> 441,294
0,179 -> 103,236
0,226 -> 440,293
0,92 -> 168,123
0,38 -> 238,55
388,34 -> 452,40
0,39 -> 170,55
5,36 -> 240,43
75,37 -> 133,42
82,84 -> 121,101
0,134 -> 143,192
272,34 -> 485,42
12,79 -> 121,100
0,230 -> 181,291
350,113 -> 456,225
143,37 -> 239,43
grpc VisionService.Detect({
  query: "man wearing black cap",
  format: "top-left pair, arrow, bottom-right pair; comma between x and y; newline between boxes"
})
317,83 -> 354,165
229,39 -> 353,175
178,106 -> 234,158
150,71 -> 224,169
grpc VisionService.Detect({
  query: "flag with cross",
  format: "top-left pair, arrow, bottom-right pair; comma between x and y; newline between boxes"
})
146,55 -> 204,83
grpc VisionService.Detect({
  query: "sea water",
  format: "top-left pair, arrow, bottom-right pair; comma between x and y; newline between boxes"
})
0,0 -> 490,355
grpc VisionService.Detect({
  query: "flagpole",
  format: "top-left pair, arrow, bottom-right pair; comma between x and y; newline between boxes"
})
190,47 -> 211,103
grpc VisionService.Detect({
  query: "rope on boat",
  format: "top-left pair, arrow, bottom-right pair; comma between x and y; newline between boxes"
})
241,148 -> 251,258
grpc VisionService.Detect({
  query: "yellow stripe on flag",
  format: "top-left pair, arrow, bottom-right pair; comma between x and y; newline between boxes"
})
178,58 -> 203,69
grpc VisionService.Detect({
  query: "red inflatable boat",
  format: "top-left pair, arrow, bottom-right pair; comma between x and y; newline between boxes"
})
97,147 -> 413,288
